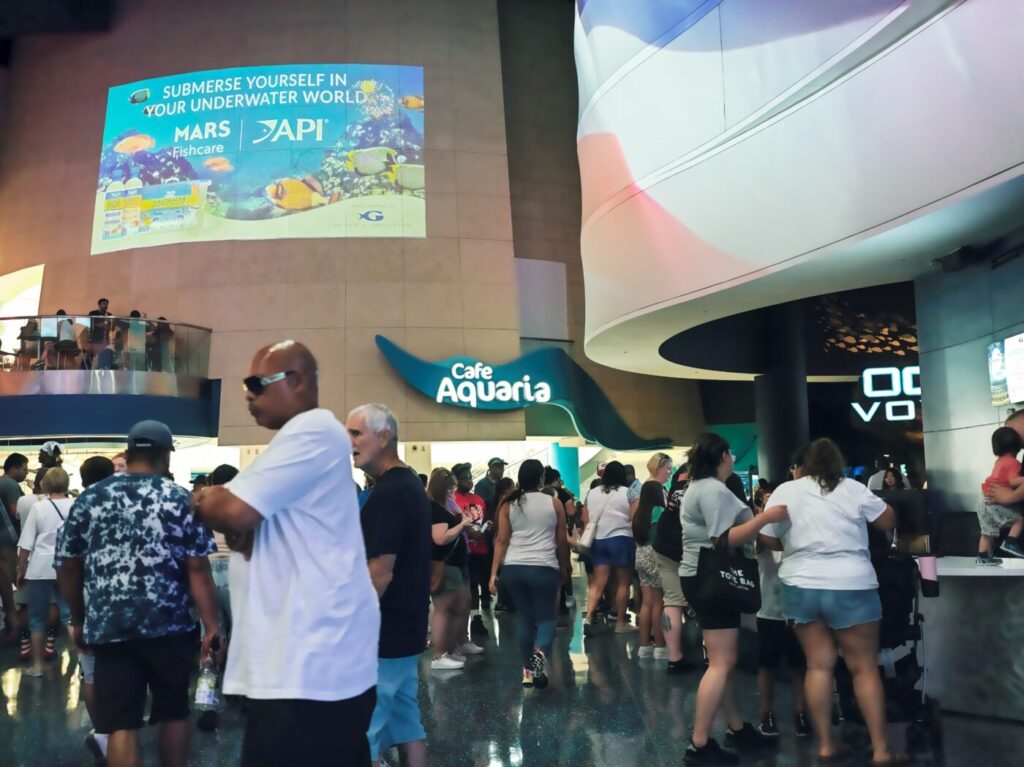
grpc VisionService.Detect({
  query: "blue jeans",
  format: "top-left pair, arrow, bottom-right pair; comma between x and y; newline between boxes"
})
780,583 -> 882,630
500,565 -> 560,668
367,655 -> 424,760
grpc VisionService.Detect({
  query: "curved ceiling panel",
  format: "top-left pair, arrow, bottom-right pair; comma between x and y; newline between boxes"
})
575,0 -> 1024,378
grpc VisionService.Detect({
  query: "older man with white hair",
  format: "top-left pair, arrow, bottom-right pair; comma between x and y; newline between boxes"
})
347,403 -> 431,767
195,341 -> 380,767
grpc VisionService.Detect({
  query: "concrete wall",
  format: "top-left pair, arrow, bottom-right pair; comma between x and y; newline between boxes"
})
0,0 -> 524,445
497,0 -> 704,445
915,254 -> 1024,512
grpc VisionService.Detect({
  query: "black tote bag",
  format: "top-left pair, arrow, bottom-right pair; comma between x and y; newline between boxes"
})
694,528 -> 762,614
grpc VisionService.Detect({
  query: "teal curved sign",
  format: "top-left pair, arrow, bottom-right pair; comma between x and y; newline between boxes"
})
375,335 -> 670,450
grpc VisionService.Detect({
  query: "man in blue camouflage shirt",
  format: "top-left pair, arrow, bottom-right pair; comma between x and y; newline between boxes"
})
57,420 -> 220,767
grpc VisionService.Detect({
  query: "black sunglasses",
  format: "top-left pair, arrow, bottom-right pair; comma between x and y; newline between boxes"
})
242,369 -> 296,396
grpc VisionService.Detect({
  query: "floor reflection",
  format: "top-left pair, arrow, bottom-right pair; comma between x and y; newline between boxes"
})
1,574 -> 1022,765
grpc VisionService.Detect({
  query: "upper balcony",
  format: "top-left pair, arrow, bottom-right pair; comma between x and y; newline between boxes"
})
0,314 -> 219,438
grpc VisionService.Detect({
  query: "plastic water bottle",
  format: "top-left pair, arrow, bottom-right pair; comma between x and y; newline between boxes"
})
194,636 -> 222,712
194,666 -> 221,711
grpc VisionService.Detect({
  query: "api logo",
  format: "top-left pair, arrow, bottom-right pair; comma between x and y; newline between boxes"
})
252,118 -> 325,145
359,210 -> 384,222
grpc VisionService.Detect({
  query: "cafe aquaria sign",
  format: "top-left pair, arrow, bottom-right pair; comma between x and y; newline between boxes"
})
375,336 -> 669,450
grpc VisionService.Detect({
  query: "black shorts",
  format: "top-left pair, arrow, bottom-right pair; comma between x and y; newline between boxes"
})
680,575 -> 741,631
757,618 -> 806,671
93,631 -> 196,732
241,687 -> 377,767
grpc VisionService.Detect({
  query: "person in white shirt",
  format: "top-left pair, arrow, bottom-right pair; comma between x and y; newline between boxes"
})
195,341 -> 380,767
760,439 -> 907,767
16,467 -> 72,677
581,461 -> 637,635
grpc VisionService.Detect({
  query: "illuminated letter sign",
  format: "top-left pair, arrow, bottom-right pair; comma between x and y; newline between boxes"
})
852,366 -> 921,424
375,335 -> 668,450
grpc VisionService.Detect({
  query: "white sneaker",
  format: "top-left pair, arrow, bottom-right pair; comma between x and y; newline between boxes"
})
449,651 -> 466,663
565,595 -> 576,608
638,644 -> 654,659
431,654 -> 465,670
457,641 -> 485,656
653,646 -> 669,661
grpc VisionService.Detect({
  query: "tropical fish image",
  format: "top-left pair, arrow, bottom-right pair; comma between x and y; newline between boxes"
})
129,88 -> 150,104
113,134 -> 156,154
387,163 -> 425,191
398,95 -> 425,111
264,175 -> 340,212
203,157 -> 234,173
345,147 -> 398,176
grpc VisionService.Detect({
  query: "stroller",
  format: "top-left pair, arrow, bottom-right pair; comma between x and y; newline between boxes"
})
833,539 -> 943,757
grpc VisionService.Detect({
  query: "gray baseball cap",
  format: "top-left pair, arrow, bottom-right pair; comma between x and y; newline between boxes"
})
127,420 -> 175,451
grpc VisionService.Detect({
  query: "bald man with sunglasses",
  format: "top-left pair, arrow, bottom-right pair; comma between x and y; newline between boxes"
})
194,341 -> 380,767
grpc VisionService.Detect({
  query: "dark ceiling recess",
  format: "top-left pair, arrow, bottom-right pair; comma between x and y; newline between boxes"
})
658,282 -> 919,378
0,0 -> 111,38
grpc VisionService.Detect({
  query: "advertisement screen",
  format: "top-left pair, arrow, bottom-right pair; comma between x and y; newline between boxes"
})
1004,332 -> 1024,405
92,64 -> 425,254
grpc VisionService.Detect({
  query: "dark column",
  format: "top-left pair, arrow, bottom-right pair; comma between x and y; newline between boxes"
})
755,303 -> 810,484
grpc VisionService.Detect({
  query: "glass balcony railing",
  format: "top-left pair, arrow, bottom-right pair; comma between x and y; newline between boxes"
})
0,314 -> 211,378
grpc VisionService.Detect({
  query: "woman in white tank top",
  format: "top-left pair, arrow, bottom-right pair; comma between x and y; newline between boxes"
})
490,460 -> 569,689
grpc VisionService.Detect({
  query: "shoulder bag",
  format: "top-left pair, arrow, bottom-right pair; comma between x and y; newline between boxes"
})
576,491 -> 609,557
695,527 -> 761,614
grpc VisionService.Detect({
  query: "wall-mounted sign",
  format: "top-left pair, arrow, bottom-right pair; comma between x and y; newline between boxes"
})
852,366 -> 921,423
92,64 -> 426,254
989,332 -> 1024,407
375,336 -> 669,450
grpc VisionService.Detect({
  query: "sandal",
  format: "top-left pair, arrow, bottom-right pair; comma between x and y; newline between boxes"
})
871,753 -> 912,766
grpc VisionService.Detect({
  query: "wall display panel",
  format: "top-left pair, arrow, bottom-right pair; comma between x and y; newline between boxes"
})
92,64 -> 425,254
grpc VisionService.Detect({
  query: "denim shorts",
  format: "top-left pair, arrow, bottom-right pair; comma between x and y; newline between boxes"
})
367,655 -> 425,760
26,579 -> 69,632
779,583 -> 881,630
591,535 -> 636,567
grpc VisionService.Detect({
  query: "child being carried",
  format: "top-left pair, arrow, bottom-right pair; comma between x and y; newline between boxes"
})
977,426 -> 1024,565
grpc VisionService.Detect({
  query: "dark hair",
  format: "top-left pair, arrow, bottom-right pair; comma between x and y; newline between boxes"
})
504,459 -> 545,508
418,473 -> 428,487
494,477 -> 515,504
130,310 -> 141,318
125,446 -> 170,467
208,464 -> 239,486
80,456 -> 115,488
688,433 -> 730,480
757,478 -> 769,490
801,438 -> 846,493
600,460 -> 627,491
624,464 -> 636,477
56,309 -> 67,316
883,468 -> 904,489
992,426 -> 1022,457
544,466 -> 561,485
3,453 -> 28,473
632,480 -> 665,545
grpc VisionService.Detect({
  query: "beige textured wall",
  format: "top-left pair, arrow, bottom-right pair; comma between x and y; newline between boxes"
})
498,0 -> 705,445
0,0 -> 524,445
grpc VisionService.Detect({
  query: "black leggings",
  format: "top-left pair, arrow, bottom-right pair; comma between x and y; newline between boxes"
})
469,552 -> 492,609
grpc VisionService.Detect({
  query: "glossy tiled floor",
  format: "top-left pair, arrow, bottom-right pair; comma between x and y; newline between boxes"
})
1,574 -> 1021,766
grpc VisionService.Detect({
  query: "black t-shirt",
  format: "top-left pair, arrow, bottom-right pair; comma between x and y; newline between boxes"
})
360,466 -> 431,659
430,501 -> 468,568
653,484 -> 686,562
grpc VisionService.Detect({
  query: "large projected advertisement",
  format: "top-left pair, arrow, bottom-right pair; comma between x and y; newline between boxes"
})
92,64 -> 425,254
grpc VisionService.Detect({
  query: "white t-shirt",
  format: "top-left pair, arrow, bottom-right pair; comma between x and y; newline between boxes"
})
16,493 -> 45,523
679,478 -> 752,577
223,408 -> 380,701
18,497 -> 73,580
762,476 -> 887,590
585,486 -> 633,540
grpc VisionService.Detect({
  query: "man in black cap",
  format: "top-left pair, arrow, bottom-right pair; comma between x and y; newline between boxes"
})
474,457 -> 507,515
57,420 -> 220,767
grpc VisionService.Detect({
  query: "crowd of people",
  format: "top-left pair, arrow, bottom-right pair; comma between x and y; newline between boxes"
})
0,338 -> 962,766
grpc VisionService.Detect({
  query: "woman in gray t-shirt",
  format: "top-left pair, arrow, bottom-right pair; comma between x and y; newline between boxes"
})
679,433 -> 788,763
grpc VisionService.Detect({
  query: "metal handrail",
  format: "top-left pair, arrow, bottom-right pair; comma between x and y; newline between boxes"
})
0,314 -> 213,333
